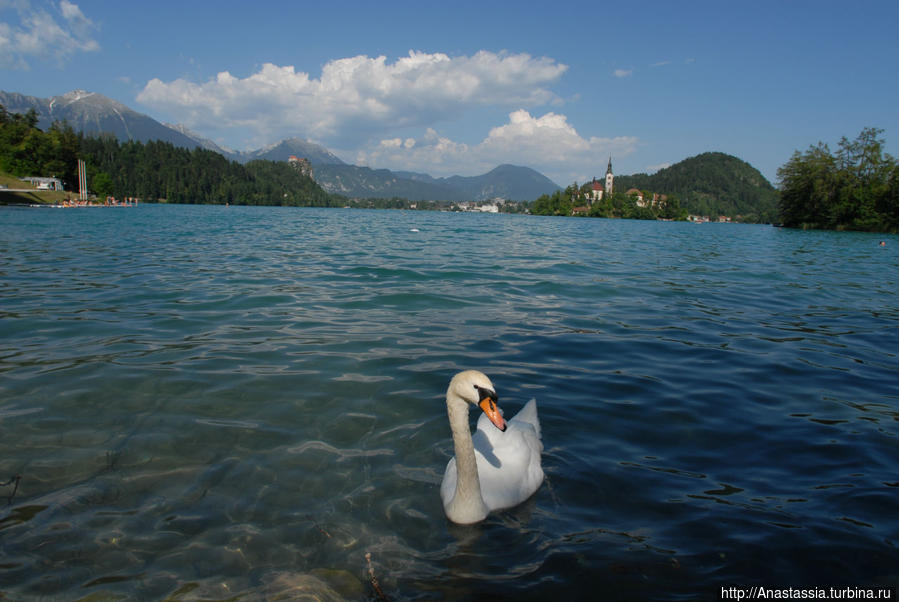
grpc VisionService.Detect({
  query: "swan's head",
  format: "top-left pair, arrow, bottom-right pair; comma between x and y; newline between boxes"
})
448,370 -> 506,432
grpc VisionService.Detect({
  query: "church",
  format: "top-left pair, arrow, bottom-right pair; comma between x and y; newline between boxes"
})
589,157 -> 614,202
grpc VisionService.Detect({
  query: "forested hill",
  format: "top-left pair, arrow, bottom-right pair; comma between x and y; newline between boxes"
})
78,136 -> 338,206
615,152 -> 779,221
0,105 -> 342,206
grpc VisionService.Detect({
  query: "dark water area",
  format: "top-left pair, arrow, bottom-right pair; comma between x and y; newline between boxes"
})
1,205 -> 897,600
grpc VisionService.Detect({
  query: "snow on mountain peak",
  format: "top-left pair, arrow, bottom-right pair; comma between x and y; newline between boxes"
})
61,89 -> 94,103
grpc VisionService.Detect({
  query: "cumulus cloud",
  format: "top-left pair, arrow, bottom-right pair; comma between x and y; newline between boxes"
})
137,49 -> 638,184
0,0 -> 98,68
356,109 -> 638,185
613,68 -> 633,78
137,50 -> 568,147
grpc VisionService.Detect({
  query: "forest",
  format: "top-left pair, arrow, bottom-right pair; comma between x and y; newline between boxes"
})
0,106 -> 80,188
777,128 -> 898,232
0,106 -> 339,207
79,136 -> 341,206
613,152 -> 780,222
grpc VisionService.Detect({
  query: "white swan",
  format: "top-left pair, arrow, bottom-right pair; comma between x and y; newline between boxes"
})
440,370 -> 544,524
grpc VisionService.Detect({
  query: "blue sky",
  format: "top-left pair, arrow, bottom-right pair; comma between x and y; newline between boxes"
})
2,0 -> 898,186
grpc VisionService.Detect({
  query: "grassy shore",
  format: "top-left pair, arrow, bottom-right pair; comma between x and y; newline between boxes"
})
0,190 -> 68,205
0,172 -> 69,205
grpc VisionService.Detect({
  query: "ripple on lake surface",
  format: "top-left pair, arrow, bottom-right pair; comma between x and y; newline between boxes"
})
1,205 -> 898,599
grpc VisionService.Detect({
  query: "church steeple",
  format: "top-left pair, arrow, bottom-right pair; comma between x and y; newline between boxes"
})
604,156 -> 614,195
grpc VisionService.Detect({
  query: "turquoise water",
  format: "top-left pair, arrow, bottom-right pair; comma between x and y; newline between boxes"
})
1,205 -> 897,600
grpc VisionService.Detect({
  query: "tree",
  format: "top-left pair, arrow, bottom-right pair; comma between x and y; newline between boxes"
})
777,143 -> 838,228
92,172 -> 113,197
531,190 -> 572,216
777,128 -> 896,232
22,108 -> 39,129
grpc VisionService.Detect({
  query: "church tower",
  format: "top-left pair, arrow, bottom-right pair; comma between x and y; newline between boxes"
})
604,156 -> 614,196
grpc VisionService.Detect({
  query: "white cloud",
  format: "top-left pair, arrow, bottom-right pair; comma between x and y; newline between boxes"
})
0,0 -> 98,68
645,162 -> 671,173
356,109 -> 639,185
137,49 -> 639,184
137,50 -> 568,148
614,68 -> 633,78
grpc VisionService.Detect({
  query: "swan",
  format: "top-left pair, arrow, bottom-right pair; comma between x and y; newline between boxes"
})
440,370 -> 544,524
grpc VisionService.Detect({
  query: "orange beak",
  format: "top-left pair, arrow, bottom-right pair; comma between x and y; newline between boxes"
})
478,396 -> 506,432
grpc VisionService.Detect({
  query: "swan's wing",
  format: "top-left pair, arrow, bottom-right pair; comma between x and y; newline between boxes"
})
440,458 -> 457,506
474,398 -> 541,449
472,416 -> 544,511
509,398 -> 540,440
475,399 -> 543,442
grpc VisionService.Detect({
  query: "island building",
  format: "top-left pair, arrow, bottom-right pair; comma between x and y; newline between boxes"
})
587,156 -> 614,203
626,188 -> 644,204
590,178 -> 603,202
605,156 -> 614,196
578,159 -> 670,214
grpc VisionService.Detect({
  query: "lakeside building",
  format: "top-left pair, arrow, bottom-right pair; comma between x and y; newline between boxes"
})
20,176 -> 63,191
456,200 -> 503,213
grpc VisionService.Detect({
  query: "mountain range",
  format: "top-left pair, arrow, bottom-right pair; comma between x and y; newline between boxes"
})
0,89 -> 560,201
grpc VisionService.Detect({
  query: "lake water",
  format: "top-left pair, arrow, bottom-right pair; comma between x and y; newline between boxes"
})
1,205 -> 897,600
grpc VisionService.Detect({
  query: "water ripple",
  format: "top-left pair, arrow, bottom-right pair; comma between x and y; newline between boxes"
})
1,206 -> 897,598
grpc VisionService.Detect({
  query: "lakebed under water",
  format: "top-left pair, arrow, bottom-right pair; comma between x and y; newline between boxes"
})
1,205 -> 897,600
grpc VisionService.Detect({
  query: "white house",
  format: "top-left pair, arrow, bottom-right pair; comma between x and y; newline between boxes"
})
21,176 -> 63,191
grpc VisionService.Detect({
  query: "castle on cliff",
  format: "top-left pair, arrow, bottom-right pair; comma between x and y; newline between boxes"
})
288,155 -> 314,180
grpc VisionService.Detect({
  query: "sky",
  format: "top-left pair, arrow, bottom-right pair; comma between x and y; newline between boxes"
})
2,0 -> 898,187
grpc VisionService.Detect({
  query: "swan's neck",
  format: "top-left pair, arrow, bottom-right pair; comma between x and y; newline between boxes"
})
446,395 -> 488,524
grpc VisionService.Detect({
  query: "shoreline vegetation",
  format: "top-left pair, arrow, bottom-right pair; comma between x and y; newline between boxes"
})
777,128 -> 898,233
2,105 -> 896,232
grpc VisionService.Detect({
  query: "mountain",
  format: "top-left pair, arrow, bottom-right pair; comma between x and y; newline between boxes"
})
156,127 -> 343,167
394,164 -> 561,201
615,152 -> 779,221
0,90 -> 205,150
445,164 -> 561,201
314,164 -> 459,200
239,137 -> 345,166
1,89 -> 561,202
314,163 -> 560,201
164,122 -> 236,155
